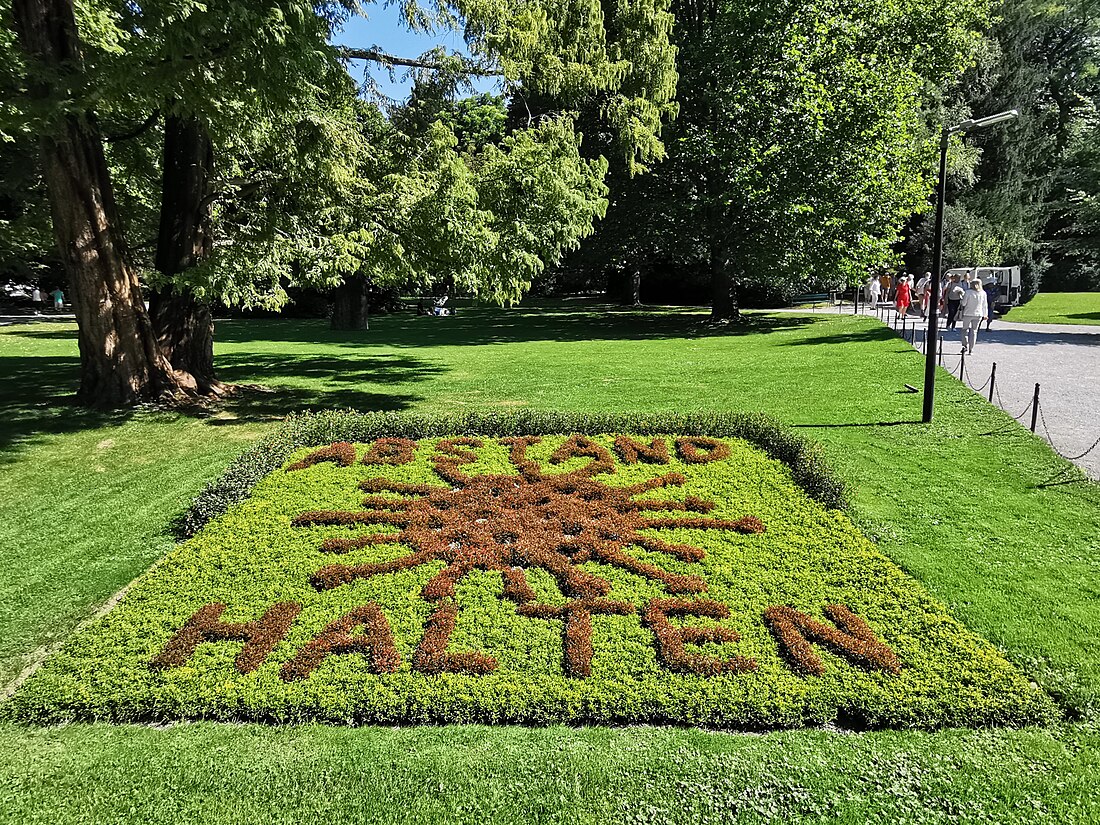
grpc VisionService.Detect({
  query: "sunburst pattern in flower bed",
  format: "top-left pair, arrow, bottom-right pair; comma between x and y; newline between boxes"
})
10,434 -> 1052,728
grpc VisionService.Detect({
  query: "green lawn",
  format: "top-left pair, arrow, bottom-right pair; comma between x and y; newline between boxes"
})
1003,292 -> 1100,325
2,303 -> 1099,822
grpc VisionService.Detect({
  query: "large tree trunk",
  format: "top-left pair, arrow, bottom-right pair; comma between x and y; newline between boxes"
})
331,277 -> 370,330
148,289 -> 219,394
151,114 -> 221,393
709,240 -> 739,321
12,0 -> 184,407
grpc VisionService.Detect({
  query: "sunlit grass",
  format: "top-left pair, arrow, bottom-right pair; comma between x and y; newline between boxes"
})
1004,292 -> 1100,325
1,303 -> 1097,822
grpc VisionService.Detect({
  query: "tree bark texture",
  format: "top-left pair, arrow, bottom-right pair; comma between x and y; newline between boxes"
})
152,114 -> 221,393
148,289 -> 218,393
331,277 -> 371,330
11,0 -> 184,407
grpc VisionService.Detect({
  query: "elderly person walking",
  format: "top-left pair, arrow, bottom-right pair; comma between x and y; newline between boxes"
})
916,272 -> 933,319
867,275 -> 882,309
959,277 -> 988,354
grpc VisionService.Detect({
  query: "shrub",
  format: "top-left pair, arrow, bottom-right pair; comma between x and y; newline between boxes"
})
180,410 -> 846,537
11,433 -> 1052,730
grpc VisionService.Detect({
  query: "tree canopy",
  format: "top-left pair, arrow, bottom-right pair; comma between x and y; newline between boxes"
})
563,0 -> 990,317
2,0 -> 677,404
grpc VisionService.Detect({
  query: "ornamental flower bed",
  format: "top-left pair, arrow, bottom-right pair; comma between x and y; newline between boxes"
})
9,426 -> 1053,728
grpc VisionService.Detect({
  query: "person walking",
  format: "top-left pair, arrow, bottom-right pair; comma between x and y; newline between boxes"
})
50,287 -> 64,312
30,286 -> 42,315
895,275 -> 912,320
915,272 -> 932,318
868,275 -> 881,309
959,277 -> 988,354
982,274 -> 999,330
942,274 -> 964,329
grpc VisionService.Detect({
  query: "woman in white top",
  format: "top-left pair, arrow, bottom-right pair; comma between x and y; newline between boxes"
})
959,279 -> 988,354
867,275 -> 881,309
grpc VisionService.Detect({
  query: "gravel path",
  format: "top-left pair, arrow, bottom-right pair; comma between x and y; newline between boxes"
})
875,307 -> 1100,480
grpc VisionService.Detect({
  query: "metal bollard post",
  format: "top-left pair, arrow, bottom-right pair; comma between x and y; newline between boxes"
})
1031,383 -> 1040,432
959,351 -> 965,379
988,363 -> 996,403
938,335 -> 943,366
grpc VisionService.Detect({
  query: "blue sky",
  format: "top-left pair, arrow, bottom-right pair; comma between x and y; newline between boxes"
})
331,3 -> 500,100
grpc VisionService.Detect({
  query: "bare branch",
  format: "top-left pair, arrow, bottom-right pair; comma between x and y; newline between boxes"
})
337,46 -> 502,78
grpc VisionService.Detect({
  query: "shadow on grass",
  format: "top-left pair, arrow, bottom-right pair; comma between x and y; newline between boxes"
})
0,303 -> 824,453
0,349 -> 438,460
777,326 -> 900,347
1066,311 -> 1100,323
212,353 -> 444,421
792,420 -> 920,428
214,305 -> 821,349
0,353 -> 131,459
0,327 -> 81,340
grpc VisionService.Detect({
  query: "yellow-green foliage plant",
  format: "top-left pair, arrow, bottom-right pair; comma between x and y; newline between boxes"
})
10,421 -> 1054,729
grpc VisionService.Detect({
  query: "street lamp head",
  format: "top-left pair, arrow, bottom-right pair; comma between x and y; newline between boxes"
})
950,109 -> 1019,134
971,109 -> 1019,128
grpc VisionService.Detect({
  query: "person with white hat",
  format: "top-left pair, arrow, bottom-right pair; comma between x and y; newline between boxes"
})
895,274 -> 912,320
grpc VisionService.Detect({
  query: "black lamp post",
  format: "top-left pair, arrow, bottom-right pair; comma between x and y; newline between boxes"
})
922,109 -> 1019,423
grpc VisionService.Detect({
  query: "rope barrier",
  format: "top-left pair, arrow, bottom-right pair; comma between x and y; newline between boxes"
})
1036,401 -> 1100,462
1062,434 -> 1100,462
964,366 -> 991,394
873,305 -> 1097,469
994,380 -> 1034,422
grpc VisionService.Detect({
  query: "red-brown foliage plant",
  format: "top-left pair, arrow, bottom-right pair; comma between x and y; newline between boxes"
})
675,436 -> 732,464
286,442 -> 357,472
413,601 -> 498,675
517,598 -> 634,677
549,434 -> 615,475
279,604 -> 400,681
433,437 -> 485,484
305,468 -> 738,601
499,435 -> 543,478
150,602 -> 301,674
762,604 -> 901,676
643,598 -> 757,676
361,437 -> 418,465
613,436 -> 670,465
294,433 -> 769,677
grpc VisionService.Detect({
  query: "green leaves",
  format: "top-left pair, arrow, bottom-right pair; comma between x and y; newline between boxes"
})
576,0 -> 989,299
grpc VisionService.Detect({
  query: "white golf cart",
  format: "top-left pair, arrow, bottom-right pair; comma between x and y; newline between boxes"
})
944,266 -> 1021,313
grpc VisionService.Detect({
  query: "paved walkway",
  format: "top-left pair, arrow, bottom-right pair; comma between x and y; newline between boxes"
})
870,306 -> 1100,480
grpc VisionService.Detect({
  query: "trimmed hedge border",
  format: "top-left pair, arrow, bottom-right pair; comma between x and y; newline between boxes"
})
179,410 -> 846,537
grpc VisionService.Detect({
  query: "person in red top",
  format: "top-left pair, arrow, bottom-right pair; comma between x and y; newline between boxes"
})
895,275 -> 912,320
